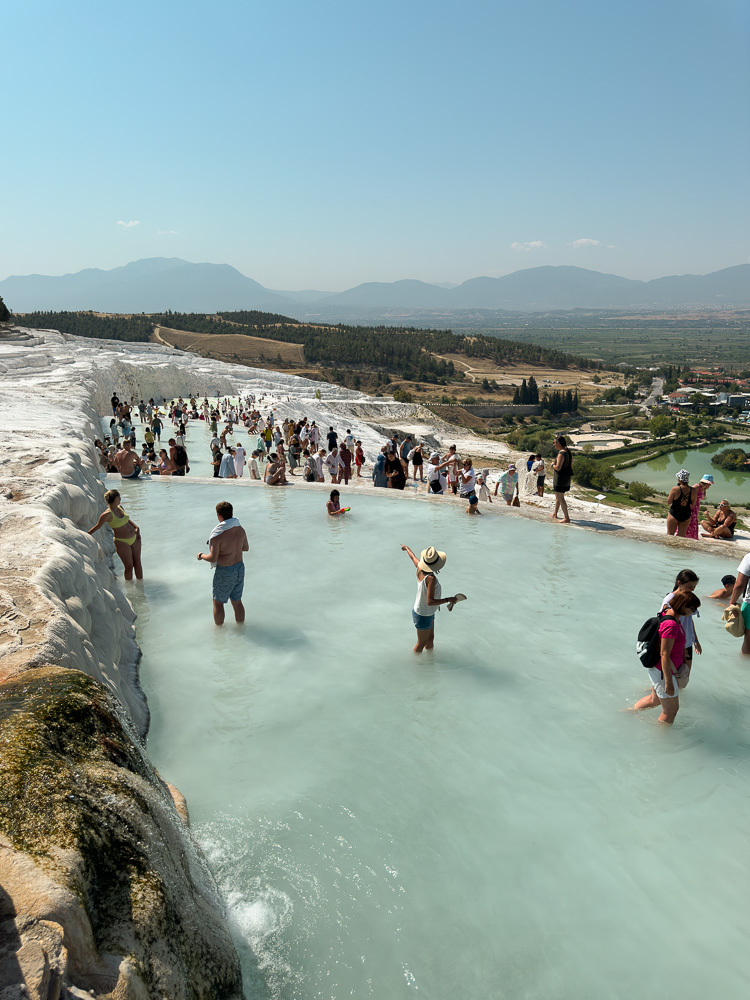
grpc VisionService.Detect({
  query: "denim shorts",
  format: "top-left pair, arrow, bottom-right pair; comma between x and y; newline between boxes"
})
412,610 -> 435,631
213,562 -> 245,603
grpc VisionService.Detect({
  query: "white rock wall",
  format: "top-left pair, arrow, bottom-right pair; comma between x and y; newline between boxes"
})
0,329 -> 428,736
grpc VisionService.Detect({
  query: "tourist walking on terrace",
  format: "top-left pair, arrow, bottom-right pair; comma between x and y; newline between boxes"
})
551,434 -> 572,523
234,441 -> 246,477
531,454 -> 545,496
197,500 -> 248,625
630,591 -> 701,724
325,447 -> 341,483
385,447 -> 406,489
494,463 -> 518,505
89,488 -> 143,581
686,474 -> 713,539
401,544 -> 461,654
339,441 -> 352,485
426,452 -> 449,494
372,448 -> 388,488
665,470 -> 696,537
411,442 -> 425,482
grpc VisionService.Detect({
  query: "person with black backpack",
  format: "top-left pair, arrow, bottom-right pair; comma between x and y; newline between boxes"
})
169,437 -> 189,477
631,590 -> 701,724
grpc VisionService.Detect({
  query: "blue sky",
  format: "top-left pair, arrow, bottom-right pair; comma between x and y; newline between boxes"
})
3,0 -> 749,288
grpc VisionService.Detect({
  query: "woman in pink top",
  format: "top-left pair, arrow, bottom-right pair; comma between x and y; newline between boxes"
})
631,590 -> 701,724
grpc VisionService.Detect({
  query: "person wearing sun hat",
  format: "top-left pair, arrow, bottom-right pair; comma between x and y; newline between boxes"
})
400,544 -> 462,653
666,469 -> 697,537
687,473 -> 714,539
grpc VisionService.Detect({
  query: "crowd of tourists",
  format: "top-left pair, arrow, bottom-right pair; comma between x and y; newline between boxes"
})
90,390 -> 750,721
94,393 -> 579,517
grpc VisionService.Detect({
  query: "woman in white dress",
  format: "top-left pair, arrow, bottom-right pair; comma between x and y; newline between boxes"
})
234,442 -> 246,477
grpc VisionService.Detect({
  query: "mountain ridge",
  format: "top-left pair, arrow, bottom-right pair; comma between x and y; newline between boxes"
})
3,258 -> 748,316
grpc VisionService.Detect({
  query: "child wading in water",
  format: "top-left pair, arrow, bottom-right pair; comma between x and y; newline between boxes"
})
326,489 -> 349,516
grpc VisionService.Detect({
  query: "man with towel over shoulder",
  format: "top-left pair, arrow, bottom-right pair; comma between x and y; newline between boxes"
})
197,500 -> 249,626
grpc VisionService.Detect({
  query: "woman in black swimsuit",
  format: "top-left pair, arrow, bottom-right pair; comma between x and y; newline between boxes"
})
666,470 -> 697,537
551,434 -> 573,523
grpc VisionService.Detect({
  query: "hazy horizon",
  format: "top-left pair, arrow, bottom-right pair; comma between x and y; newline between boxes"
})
3,0 -> 748,289
2,256 -> 748,296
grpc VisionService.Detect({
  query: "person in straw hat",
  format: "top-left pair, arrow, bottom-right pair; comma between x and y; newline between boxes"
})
401,544 -> 461,654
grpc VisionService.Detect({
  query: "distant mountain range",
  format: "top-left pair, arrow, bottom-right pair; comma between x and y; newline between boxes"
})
2,257 -> 749,319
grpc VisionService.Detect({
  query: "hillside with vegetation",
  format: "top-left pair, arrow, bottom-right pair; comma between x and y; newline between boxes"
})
14,309 -> 605,387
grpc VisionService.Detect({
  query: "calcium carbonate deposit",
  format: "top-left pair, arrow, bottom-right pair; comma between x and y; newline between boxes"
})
2,326 -> 748,1000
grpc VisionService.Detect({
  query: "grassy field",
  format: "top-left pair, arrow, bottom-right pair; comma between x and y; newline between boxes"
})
154,326 -> 305,364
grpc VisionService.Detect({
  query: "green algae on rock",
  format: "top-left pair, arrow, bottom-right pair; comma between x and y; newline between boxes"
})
0,666 -> 244,999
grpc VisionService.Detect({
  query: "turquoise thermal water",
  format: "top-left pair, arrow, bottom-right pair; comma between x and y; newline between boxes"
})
618,441 -> 750,505
116,481 -> 750,1000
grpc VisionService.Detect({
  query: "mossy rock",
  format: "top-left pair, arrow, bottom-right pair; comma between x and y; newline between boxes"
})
0,666 -> 243,999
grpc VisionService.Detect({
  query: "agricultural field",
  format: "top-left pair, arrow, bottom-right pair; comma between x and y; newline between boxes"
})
434,353 -> 623,402
463,317 -> 750,368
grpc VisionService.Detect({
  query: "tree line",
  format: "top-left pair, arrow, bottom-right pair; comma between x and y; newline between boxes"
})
11,311 -> 154,341
13,309 -> 605,382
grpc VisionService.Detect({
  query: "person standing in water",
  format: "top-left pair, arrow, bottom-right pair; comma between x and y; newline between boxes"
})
89,488 -> 143,581
631,591 -> 701,724
401,544 -> 460,654
197,500 -> 249,626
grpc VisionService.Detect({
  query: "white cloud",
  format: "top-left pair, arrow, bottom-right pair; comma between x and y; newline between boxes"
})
607,244 -> 616,249
116,220 -> 140,228
569,238 -> 600,247
511,240 -> 547,251
157,229 -> 178,235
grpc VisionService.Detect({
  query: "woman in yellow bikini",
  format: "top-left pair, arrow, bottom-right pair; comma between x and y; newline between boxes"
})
89,489 -> 143,580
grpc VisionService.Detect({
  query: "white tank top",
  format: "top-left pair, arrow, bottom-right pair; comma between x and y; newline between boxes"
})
414,573 -> 441,616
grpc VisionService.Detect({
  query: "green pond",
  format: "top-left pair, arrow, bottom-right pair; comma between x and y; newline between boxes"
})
618,442 -> 750,506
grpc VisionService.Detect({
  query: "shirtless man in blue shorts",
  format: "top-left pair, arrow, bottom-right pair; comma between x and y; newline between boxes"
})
197,500 -> 249,625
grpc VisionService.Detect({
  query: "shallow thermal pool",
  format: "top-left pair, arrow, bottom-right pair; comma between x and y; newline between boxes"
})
116,480 -> 750,999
